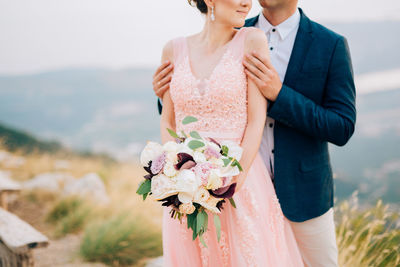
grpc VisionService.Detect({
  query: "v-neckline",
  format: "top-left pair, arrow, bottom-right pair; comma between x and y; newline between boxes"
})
184,28 -> 242,82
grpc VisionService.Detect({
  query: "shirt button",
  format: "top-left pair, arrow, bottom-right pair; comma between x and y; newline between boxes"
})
269,123 -> 274,128
270,47 -> 274,51
272,28 -> 276,32
272,149 -> 275,154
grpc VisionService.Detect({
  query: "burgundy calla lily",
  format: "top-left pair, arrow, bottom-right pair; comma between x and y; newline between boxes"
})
175,153 -> 195,170
143,161 -> 155,179
210,183 -> 237,199
207,137 -> 221,148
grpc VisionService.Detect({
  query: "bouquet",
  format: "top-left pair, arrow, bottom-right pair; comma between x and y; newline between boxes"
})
136,116 -> 243,246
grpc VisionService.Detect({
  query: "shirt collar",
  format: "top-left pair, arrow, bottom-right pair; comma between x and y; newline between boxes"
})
257,8 -> 300,40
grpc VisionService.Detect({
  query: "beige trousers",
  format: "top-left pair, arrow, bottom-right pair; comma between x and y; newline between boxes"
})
288,208 -> 338,267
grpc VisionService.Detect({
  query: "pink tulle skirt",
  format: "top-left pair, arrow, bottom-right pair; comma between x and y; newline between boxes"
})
162,152 -> 304,267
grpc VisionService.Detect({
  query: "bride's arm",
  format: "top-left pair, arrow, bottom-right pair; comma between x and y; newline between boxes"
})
159,41 -> 176,144
235,29 -> 270,192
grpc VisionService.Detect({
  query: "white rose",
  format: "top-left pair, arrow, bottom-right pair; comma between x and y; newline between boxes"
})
216,165 -> 240,178
163,141 -> 179,153
163,162 -> 177,177
206,169 -> 223,190
209,157 -> 224,167
166,152 -> 178,164
194,187 -> 210,203
220,140 -> 243,160
151,173 -> 178,200
179,202 -> 196,214
193,151 -> 207,163
140,141 -> 163,166
177,142 -> 194,156
175,169 -> 200,201
198,196 -> 221,213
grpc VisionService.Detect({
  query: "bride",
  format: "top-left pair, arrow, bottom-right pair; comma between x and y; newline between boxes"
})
159,0 -> 304,266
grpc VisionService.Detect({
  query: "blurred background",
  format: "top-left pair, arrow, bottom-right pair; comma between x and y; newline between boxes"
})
0,0 -> 399,266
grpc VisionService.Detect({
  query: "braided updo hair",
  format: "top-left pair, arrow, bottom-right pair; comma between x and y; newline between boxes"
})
188,0 -> 209,14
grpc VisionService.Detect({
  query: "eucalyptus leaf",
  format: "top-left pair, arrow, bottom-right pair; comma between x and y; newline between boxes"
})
167,128 -> 179,139
196,210 -> 206,235
229,197 -> 237,209
189,131 -> 202,139
182,116 -> 198,125
214,214 -> 221,242
142,192 -> 148,201
136,179 -> 151,195
188,140 -> 205,150
222,158 -> 232,167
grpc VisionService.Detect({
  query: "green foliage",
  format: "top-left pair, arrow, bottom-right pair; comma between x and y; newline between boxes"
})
46,196 -> 91,237
336,193 -> 400,267
0,123 -> 63,153
80,212 -> 162,266
188,140 -> 205,150
189,131 -> 202,139
167,128 -> 179,139
182,116 -> 198,125
136,179 -> 151,200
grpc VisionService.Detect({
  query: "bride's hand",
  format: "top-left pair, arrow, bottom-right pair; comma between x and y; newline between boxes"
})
233,173 -> 246,193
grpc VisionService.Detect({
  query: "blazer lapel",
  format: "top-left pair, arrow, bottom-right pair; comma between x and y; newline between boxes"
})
283,8 -> 314,88
244,15 -> 259,27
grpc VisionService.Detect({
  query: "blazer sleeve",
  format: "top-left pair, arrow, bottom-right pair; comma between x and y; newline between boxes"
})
267,36 -> 357,146
157,98 -> 163,115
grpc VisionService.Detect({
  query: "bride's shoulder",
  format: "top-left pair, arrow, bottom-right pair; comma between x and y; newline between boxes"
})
161,39 -> 175,62
243,27 -> 268,52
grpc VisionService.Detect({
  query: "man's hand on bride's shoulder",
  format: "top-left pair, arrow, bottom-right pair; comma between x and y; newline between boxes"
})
152,61 -> 174,98
243,51 -> 282,102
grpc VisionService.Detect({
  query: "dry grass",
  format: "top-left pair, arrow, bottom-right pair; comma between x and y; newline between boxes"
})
3,146 -> 399,266
336,192 -> 400,267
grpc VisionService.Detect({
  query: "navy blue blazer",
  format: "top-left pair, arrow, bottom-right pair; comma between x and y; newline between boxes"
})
157,8 -> 356,222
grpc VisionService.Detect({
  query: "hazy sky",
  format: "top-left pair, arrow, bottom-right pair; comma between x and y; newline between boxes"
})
1,0 -> 400,75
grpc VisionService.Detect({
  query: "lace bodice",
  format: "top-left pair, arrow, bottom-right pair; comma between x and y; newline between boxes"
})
170,28 -> 250,143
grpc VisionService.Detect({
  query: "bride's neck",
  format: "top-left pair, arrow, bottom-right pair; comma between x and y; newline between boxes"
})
198,20 -> 235,53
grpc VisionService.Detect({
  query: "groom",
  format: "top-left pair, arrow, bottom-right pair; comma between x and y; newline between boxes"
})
152,0 -> 356,266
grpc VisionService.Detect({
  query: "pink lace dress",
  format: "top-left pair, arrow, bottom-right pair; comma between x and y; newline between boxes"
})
163,27 -> 304,267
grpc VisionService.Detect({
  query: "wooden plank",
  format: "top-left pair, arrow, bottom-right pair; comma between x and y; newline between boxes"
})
0,208 -> 49,254
0,192 -> 8,210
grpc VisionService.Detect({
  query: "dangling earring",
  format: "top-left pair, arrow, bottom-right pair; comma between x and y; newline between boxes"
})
211,6 -> 215,21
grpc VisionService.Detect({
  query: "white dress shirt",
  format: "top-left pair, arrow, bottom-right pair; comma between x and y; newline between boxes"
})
255,9 -> 301,179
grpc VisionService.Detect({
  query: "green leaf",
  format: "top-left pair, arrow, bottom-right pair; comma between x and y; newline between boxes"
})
142,192 -> 148,201
222,157 -> 232,167
187,211 -> 197,230
192,218 -> 198,240
221,145 -> 229,156
189,131 -> 202,139
167,128 -> 179,139
229,197 -> 237,209
199,234 -> 208,248
196,210 -> 206,235
188,140 -> 205,150
214,214 -> 221,242
232,159 -> 243,172
182,116 -> 198,125
136,179 -> 151,195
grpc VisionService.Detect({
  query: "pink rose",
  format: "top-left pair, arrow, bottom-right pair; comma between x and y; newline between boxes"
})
193,162 -> 215,186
